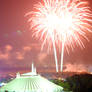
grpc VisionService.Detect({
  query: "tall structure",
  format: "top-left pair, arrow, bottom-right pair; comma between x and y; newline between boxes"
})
21,62 -> 37,76
31,62 -> 36,74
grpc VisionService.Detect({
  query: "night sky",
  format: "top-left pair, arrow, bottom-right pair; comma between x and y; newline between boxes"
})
0,0 -> 92,75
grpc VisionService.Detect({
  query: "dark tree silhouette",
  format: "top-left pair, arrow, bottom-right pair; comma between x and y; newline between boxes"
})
66,74 -> 92,92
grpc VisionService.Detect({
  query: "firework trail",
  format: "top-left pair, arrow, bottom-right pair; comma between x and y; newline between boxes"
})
26,0 -> 92,72
58,0 -> 92,71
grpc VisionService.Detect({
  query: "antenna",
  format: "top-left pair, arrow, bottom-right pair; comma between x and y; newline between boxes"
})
31,61 -> 37,74
16,72 -> 20,78
32,62 -> 34,73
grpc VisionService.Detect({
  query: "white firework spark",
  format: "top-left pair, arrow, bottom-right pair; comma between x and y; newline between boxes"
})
26,0 -> 92,72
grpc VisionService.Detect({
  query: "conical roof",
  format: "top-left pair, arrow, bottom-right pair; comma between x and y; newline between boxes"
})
0,75 -> 63,92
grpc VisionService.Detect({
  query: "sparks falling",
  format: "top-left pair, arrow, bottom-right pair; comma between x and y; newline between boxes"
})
26,0 -> 92,72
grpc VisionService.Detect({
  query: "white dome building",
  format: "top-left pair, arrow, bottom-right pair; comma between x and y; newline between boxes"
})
0,63 -> 63,92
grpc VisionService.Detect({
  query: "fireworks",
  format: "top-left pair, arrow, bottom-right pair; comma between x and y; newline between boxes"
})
26,0 -> 92,72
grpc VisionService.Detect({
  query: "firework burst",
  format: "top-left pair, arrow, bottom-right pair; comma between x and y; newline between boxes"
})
26,0 -> 92,72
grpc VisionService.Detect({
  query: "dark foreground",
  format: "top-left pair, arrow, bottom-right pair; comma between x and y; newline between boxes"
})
52,73 -> 92,92
0,73 -> 92,92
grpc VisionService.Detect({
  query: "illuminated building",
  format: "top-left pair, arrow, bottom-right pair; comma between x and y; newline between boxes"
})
0,63 -> 63,92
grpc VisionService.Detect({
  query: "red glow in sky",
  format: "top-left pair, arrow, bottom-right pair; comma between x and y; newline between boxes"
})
0,0 -> 92,74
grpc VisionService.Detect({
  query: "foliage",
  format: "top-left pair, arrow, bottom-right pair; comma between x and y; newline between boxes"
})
51,74 -> 92,92
66,74 -> 92,92
51,79 -> 71,91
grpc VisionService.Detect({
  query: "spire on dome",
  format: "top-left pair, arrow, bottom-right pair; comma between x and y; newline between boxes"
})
21,62 -> 37,77
31,62 -> 36,74
16,72 -> 20,78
